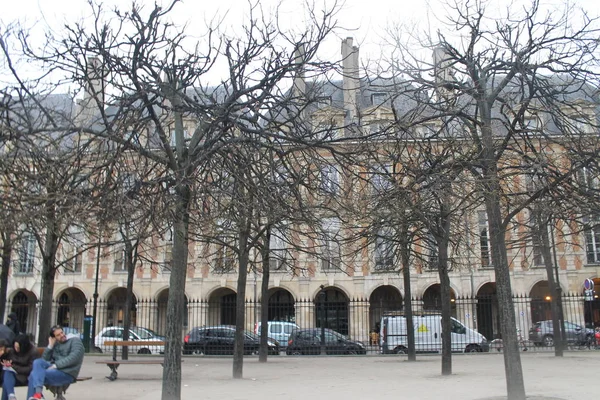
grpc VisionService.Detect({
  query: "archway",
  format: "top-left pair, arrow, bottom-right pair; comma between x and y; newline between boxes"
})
530,281 -> 551,323
476,282 -> 498,340
156,289 -> 189,335
314,287 -> 349,336
56,288 -> 87,332
422,284 -> 456,317
105,288 -> 137,327
266,288 -> 296,323
9,290 -> 37,335
583,277 -> 600,328
208,288 -> 236,326
369,285 -> 402,332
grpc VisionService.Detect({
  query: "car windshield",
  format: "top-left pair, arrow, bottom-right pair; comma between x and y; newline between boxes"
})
130,327 -> 155,339
245,331 -> 259,340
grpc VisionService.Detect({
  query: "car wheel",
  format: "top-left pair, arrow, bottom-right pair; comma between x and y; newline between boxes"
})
543,335 -> 554,347
138,348 -> 151,355
347,348 -> 358,355
93,346 -> 102,353
394,346 -> 407,355
465,344 -> 481,353
192,348 -> 205,355
289,349 -> 303,356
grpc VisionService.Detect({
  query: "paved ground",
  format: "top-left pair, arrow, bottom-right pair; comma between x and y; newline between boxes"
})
13,351 -> 598,400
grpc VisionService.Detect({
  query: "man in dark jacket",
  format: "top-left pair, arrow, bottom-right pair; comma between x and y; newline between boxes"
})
26,325 -> 84,400
5,314 -> 20,337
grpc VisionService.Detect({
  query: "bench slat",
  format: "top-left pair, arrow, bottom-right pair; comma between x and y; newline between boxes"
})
96,360 -> 164,365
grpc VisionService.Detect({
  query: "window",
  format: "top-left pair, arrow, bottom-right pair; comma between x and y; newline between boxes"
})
423,231 -> 438,271
531,212 -> 545,267
313,122 -> 340,140
64,251 -> 82,273
163,227 -> 173,273
214,236 -> 235,273
320,165 -> 340,195
478,210 -> 491,268
17,232 -> 35,274
374,229 -> 394,271
113,248 -> 126,272
371,164 -> 393,191
269,226 -> 287,271
371,93 -> 387,106
415,123 -> 437,137
321,218 -> 341,271
170,129 -> 189,147
576,166 -> 599,193
584,214 -> 600,264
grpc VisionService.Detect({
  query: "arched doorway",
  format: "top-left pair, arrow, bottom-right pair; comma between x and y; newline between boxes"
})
56,288 -> 87,332
157,289 -> 189,335
207,288 -> 236,326
476,282 -> 498,340
530,281 -> 552,323
369,286 -> 402,332
266,289 -> 296,323
314,287 -> 349,336
9,290 -> 37,335
106,288 -> 137,327
422,284 -> 456,316
584,278 -> 600,328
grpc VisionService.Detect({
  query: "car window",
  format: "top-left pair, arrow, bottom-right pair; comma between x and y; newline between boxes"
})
102,329 -> 116,338
284,325 -> 295,334
297,331 -> 315,341
324,331 -> 338,343
451,319 -> 465,334
564,322 -> 580,330
271,324 -> 282,334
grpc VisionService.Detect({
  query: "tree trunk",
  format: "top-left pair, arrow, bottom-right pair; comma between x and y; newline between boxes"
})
437,218 -> 452,376
259,227 -> 271,362
401,228 -> 416,361
0,232 -> 12,320
480,117 -> 526,399
37,205 -> 59,348
538,212 -> 564,355
233,218 -> 251,379
161,184 -> 190,400
122,239 -> 135,360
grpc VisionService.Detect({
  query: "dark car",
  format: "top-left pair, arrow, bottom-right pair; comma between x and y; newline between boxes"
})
529,320 -> 594,347
286,328 -> 366,355
183,325 -> 279,355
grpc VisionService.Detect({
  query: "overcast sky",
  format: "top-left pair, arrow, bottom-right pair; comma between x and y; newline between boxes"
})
2,0 -> 599,85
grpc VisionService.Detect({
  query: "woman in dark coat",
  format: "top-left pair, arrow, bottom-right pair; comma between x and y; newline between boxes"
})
2,333 -> 39,400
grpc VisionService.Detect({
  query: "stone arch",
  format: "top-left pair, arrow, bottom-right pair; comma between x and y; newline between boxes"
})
314,286 -> 349,336
476,282 -> 498,340
368,285 -> 403,333
156,289 -> 189,335
422,284 -> 457,317
9,290 -> 37,335
207,288 -> 237,326
105,287 -> 138,327
529,280 -> 551,323
55,287 -> 87,332
265,288 -> 296,323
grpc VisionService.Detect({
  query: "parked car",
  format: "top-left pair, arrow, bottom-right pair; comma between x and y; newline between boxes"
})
183,325 -> 280,355
94,326 -> 165,354
286,328 -> 366,355
254,321 -> 299,348
529,320 -> 594,347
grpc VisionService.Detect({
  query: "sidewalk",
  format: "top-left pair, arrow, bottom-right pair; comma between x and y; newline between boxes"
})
14,352 -> 597,400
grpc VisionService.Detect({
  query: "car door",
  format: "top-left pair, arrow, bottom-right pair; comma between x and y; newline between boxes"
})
299,330 -> 320,355
324,330 -> 346,354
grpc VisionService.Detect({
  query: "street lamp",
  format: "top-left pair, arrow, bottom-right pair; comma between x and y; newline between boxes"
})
319,285 -> 326,355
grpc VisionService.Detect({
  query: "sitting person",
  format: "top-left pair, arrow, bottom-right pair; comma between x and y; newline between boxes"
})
0,340 -> 11,386
27,326 -> 84,400
2,334 -> 39,400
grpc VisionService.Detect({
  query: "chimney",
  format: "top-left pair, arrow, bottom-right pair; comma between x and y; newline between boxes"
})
341,37 -> 359,124
292,43 -> 306,98
77,56 -> 105,125
433,47 -> 455,88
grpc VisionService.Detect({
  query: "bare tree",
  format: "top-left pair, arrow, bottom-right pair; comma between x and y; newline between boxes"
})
384,1 -> 600,398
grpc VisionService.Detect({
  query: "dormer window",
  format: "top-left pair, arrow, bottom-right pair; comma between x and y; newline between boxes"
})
371,93 -> 387,106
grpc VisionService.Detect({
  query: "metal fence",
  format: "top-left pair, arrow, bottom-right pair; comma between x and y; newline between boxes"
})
6,292 -> 599,353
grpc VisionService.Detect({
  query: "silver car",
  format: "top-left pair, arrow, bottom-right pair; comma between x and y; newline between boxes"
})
529,320 -> 593,347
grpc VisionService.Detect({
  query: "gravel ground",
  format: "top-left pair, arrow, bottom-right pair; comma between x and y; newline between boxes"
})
14,351 -> 597,400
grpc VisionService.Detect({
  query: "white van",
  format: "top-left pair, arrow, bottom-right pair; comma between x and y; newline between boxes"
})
254,321 -> 299,348
380,314 -> 489,354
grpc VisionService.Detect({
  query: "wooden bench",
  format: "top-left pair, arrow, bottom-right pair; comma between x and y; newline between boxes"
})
35,347 -> 92,400
96,340 -> 166,381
